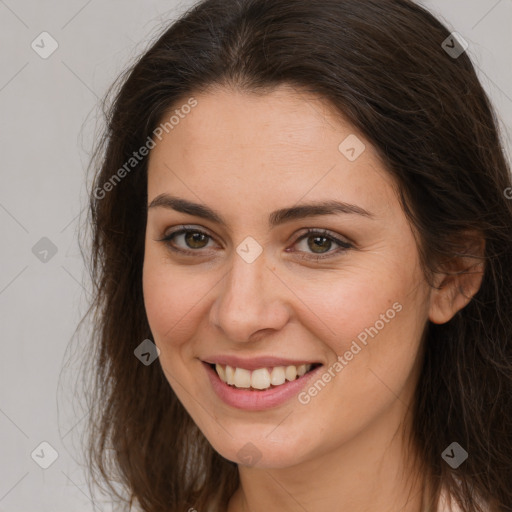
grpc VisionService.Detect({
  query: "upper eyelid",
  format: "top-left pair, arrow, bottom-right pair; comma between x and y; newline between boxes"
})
160,225 -> 352,250
160,225 -> 217,243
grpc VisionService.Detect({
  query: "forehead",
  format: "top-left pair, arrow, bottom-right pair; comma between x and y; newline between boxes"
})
146,85 -> 398,219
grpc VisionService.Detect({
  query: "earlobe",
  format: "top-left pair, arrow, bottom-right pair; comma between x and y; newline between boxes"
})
428,235 -> 486,325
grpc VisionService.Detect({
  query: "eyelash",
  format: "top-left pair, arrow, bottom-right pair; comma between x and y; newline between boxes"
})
157,225 -> 353,261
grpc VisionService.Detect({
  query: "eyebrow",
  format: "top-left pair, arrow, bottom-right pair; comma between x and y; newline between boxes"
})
147,194 -> 374,227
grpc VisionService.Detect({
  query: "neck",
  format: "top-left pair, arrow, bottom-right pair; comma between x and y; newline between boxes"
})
227,400 -> 426,512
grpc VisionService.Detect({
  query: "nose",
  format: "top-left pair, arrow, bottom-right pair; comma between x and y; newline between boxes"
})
209,248 -> 291,343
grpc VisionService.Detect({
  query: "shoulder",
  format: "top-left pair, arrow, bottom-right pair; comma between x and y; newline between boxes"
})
438,487 -> 490,512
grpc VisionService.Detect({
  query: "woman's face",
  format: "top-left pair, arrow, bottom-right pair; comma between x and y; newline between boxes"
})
143,85 -> 433,469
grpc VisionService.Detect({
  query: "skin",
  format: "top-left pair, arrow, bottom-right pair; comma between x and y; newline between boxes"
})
142,84 -> 484,512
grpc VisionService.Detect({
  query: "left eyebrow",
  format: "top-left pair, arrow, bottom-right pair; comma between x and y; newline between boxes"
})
147,194 -> 374,228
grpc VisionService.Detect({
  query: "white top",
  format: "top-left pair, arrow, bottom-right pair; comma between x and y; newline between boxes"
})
438,487 -> 489,512
438,489 -> 463,512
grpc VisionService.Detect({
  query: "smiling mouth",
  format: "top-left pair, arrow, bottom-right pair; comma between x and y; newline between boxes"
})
210,362 -> 322,391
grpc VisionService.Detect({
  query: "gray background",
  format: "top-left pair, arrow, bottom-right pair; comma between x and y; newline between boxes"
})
0,1 -> 510,511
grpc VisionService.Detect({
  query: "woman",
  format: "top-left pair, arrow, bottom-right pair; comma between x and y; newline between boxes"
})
81,0 -> 512,511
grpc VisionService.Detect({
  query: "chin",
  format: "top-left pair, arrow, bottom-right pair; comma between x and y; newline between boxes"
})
203,423 -> 318,469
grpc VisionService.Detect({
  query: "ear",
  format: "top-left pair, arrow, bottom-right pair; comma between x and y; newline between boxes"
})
428,232 -> 486,325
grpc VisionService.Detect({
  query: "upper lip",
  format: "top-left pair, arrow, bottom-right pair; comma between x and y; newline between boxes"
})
202,355 -> 321,371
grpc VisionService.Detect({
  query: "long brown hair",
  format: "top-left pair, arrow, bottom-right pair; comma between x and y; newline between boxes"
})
78,0 -> 512,510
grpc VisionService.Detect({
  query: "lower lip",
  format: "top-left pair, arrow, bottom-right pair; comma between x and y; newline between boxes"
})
202,362 -> 324,411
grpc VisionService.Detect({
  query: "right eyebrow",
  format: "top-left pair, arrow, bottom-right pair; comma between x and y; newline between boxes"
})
147,194 -> 374,228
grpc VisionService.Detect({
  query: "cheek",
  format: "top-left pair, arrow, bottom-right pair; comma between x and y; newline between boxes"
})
142,248 -> 220,355
321,263 -> 426,379
275,273 -> 427,454
142,251 -> 191,345
292,258 -> 428,414
296,262 -> 416,355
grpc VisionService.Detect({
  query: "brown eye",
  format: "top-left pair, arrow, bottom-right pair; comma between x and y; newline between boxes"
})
158,226 -> 352,261
160,228 -> 215,253
292,229 -> 353,260
183,231 -> 210,249
306,235 -> 333,254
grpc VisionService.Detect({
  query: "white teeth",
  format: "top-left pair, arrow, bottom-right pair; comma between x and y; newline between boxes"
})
233,367 -> 251,388
215,364 -> 226,381
285,365 -> 297,381
251,368 -> 271,389
225,365 -> 235,385
270,366 -> 286,386
214,363 -> 314,390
